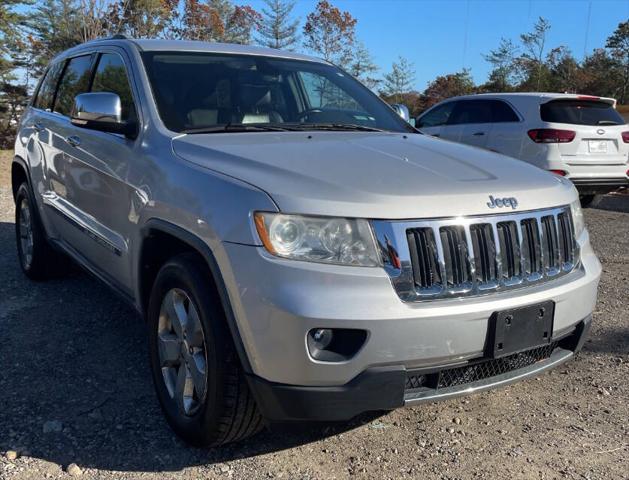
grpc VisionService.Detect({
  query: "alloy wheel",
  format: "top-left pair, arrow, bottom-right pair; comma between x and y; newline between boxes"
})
157,288 -> 208,416
18,198 -> 34,270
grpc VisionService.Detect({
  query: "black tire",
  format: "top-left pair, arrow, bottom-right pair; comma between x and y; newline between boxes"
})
579,194 -> 598,208
15,182 -> 68,280
147,252 -> 263,447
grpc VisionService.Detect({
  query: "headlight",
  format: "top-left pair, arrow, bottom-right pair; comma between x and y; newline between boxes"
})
254,212 -> 381,266
570,199 -> 586,237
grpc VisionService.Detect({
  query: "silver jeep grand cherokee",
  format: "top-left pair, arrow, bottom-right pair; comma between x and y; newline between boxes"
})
12,38 -> 601,446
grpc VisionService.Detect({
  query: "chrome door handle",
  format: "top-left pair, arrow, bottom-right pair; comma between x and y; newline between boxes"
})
66,135 -> 81,147
472,132 -> 485,136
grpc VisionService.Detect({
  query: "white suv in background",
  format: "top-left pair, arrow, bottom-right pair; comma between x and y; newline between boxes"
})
417,93 -> 629,206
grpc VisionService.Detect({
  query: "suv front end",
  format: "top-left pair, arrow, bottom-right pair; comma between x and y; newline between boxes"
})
219,196 -> 600,422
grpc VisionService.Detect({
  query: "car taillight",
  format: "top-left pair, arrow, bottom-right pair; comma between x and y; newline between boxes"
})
528,129 -> 576,143
549,169 -> 567,176
621,131 -> 629,143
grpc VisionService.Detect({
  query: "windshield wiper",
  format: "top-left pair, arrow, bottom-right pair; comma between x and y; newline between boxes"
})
280,123 -> 385,132
181,123 -> 290,134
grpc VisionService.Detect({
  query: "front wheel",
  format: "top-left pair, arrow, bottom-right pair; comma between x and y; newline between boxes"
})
147,253 -> 263,446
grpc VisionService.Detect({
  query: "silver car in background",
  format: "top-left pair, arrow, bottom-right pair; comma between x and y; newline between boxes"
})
12,38 -> 601,446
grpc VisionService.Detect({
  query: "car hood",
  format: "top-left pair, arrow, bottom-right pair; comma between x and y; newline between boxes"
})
172,131 -> 577,219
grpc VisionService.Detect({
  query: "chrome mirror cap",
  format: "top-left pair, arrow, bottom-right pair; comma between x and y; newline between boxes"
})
70,92 -> 136,137
71,92 -> 122,124
391,103 -> 411,123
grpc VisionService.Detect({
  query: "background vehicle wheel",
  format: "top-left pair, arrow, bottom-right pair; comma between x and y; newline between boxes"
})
579,194 -> 599,208
15,182 -> 69,280
147,253 -> 263,447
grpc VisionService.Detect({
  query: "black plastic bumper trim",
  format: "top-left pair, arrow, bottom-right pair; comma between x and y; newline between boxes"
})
570,177 -> 629,194
247,316 -> 591,423
246,366 -> 406,422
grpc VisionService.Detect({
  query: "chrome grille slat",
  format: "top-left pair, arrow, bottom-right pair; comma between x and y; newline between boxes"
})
470,224 -> 498,286
496,221 -> 521,283
372,206 -> 580,302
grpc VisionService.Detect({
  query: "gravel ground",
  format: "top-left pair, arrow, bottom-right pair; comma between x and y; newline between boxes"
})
0,151 -> 627,480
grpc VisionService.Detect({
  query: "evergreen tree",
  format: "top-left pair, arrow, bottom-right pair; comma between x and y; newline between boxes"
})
606,20 -> 629,103
348,41 -> 379,90
256,0 -> 299,50
381,56 -> 416,103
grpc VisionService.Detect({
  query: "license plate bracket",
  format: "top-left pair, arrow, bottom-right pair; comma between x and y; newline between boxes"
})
487,301 -> 554,358
588,140 -> 608,154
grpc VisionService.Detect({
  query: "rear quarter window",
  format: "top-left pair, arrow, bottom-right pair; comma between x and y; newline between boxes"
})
540,100 -> 625,126
33,62 -> 65,111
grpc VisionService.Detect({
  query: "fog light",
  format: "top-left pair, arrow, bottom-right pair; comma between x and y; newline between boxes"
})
307,328 -> 368,362
311,328 -> 333,350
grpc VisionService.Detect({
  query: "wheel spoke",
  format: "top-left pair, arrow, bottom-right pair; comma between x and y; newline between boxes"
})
164,290 -> 188,339
188,352 -> 206,398
158,332 -> 180,367
175,363 -> 194,414
186,304 -> 204,348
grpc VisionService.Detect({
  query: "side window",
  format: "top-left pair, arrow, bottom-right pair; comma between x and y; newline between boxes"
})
33,62 -> 65,111
418,102 -> 455,128
449,100 -> 492,125
490,100 -> 519,123
54,55 -> 94,117
91,53 -> 136,122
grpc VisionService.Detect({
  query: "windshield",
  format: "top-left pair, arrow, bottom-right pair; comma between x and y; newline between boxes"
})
540,99 -> 626,126
141,51 -> 413,134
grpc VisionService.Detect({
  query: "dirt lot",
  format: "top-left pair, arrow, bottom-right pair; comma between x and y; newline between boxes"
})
0,150 -> 627,480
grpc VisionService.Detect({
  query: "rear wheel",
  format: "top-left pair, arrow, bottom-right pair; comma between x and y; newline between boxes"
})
147,253 -> 263,446
15,182 -> 68,280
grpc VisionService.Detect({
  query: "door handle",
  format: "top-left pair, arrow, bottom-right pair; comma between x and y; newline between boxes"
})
66,135 -> 81,147
472,132 -> 485,136
432,133 -> 441,137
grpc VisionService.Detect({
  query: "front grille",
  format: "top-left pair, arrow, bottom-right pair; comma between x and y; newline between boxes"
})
405,343 -> 557,392
393,206 -> 579,301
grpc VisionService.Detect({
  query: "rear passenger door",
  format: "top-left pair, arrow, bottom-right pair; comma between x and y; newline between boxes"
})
43,49 -> 140,294
21,61 -> 66,237
484,100 -> 522,156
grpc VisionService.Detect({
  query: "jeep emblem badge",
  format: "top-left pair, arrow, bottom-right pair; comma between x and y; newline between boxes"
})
487,195 -> 518,209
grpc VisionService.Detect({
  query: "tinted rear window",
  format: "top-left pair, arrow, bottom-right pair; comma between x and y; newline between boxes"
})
540,100 -> 625,126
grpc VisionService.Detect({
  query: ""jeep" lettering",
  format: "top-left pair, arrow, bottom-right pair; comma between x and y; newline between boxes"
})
487,195 -> 518,210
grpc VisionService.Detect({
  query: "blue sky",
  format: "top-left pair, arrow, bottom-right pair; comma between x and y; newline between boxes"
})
247,0 -> 629,90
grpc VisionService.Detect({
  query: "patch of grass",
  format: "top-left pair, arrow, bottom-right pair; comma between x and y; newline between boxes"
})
1,149 -> 12,189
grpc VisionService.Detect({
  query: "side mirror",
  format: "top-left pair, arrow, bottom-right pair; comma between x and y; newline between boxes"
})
391,103 -> 410,123
70,92 -> 136,138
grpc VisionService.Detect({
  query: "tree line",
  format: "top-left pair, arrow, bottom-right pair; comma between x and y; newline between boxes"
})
1,0 -> 628,148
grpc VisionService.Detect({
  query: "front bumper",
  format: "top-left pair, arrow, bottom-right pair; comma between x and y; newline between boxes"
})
219,230 -> 601,421
248,317 -> 590,421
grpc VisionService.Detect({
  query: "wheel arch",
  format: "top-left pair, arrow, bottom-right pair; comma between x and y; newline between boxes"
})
11,155 -> 30,200
138,219 -> 252,374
